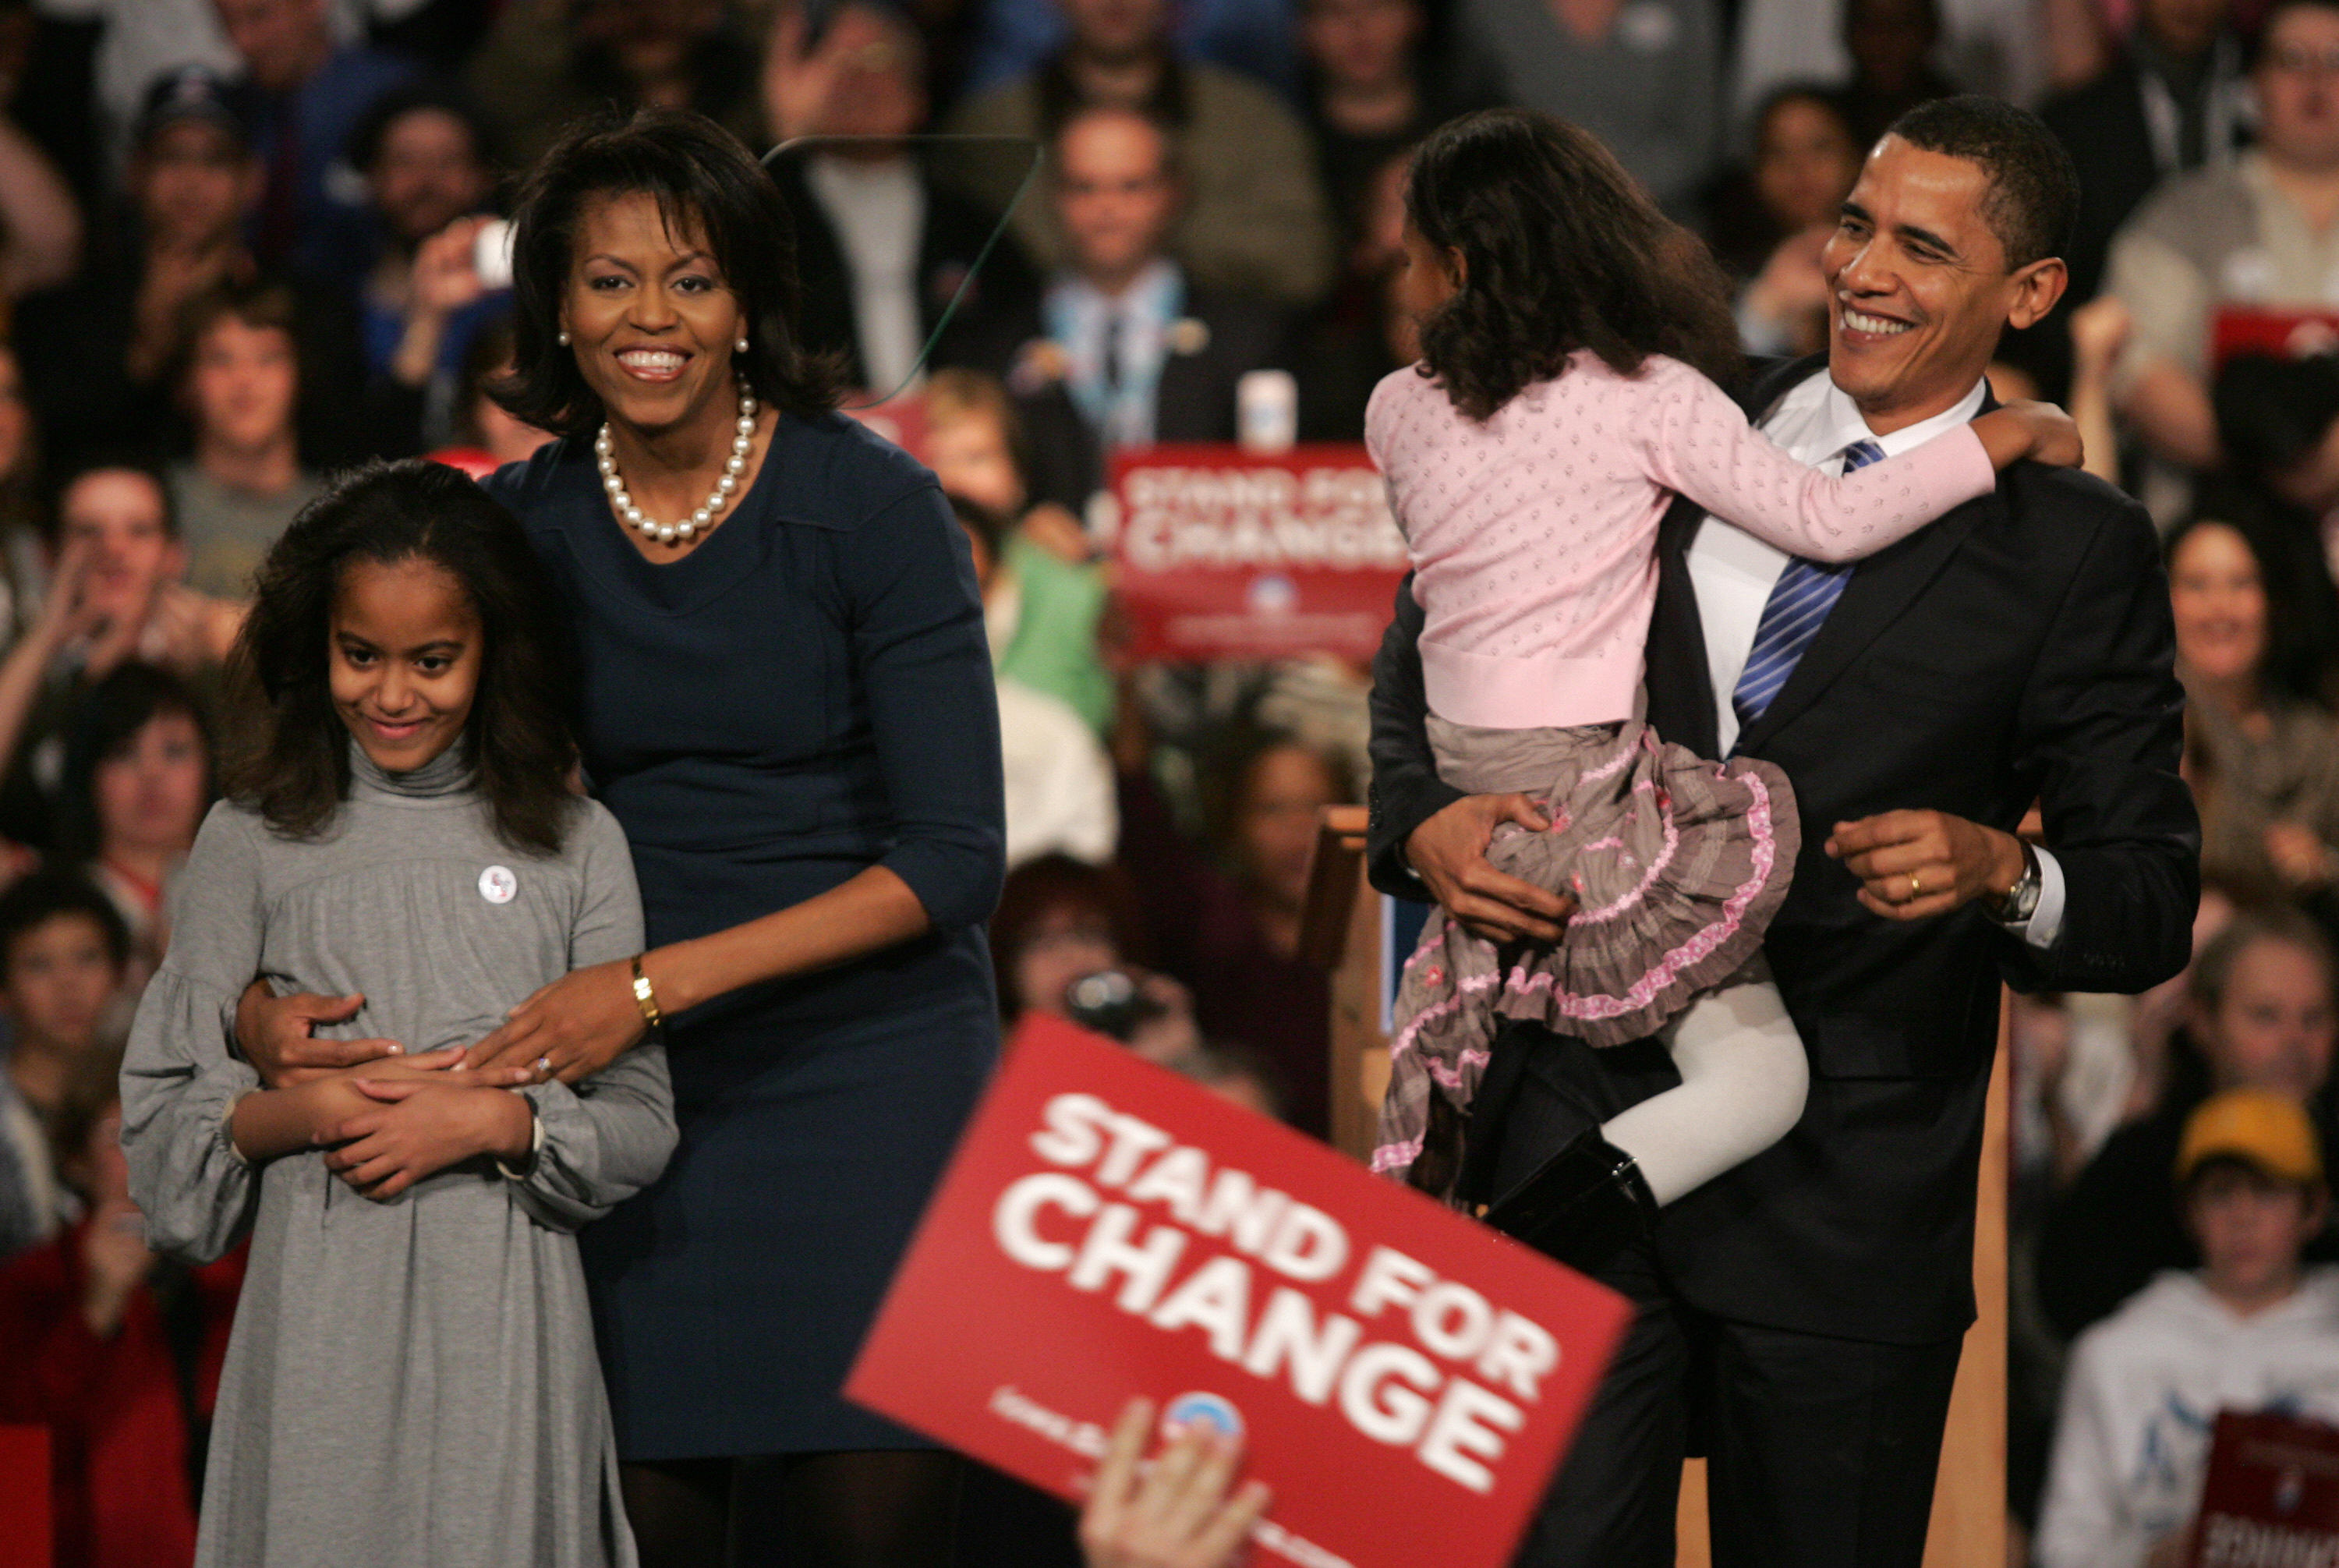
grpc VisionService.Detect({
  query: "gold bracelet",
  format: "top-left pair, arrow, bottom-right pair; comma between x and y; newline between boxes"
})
629,954 -> 664,1031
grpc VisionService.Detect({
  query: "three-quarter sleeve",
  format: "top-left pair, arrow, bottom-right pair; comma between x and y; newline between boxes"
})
509,802 -> 676,1233
1640,358 -> 1998,563
119,804 -> 267,1264
836,483 -> 1007,931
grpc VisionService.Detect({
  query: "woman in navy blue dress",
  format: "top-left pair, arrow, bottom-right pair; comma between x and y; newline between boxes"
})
291,110 -> 1001,1566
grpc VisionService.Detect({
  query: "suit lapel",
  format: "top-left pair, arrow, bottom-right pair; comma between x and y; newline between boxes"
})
1732,491 -> 1998,754
1727,371 -> 2004,756
1647,496 -> 1720,756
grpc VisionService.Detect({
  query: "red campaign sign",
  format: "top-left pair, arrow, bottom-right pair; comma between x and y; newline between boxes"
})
2185,1410 -> 2339,1568
1099,444 -> 1408,664
846,1014 -> 1630,1568
2211,308 -> 2339,374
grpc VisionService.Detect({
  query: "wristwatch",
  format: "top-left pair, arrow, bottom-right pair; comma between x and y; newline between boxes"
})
1985,843 -> 2042,925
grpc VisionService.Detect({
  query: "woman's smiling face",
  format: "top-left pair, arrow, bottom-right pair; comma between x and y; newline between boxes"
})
2169,520 -> 2268,687
561,189 -> 746,437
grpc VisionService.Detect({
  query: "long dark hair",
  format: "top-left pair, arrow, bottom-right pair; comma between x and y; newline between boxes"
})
493,107 -> 842,440
1406,109 -> 1744,421
225,460 -> 582,854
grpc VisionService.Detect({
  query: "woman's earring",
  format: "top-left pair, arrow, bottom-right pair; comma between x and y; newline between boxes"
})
557,330 -> 571,346
735,336 -> 749,354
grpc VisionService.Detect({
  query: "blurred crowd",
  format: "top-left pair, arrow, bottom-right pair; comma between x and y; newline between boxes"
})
0,0 -> 2326,1565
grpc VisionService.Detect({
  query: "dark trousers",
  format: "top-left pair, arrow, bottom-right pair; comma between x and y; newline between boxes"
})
1488,1032 -> 1966,1568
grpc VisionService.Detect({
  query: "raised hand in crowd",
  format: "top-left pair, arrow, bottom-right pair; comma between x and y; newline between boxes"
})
1739,223 -> 1836,356
388,215 -> 497,391
1400,795 -> 1576,946
78,1193 -> 154,1339
1079,1398 -> 1272,1568
2066,295 -> 2131,488
762,1 -> 906,143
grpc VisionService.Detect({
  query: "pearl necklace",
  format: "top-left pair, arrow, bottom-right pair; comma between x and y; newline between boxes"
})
594,380 -> 758,546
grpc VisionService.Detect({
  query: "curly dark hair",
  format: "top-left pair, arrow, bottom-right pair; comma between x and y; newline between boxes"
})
225,459 -> 582,855
1406,109 -> 1744,422
491,107 -> 842,440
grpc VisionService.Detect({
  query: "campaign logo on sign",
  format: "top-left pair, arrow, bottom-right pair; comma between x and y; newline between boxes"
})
478,865 -> 517,904
1162,1391 -> 1244,1442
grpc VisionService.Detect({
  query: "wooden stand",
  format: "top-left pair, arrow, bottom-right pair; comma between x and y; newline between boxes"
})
1298,809 -> 2010,1567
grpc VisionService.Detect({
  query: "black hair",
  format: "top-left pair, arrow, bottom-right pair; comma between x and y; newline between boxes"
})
44,453 -> 176,542
2167,491 -> 2339,708
492,108 -> 843,440
1752,82 -> 1858,150
1883,96 -> 2079,270
49,1042 -> 127,1184
345,79 -> 492,175
452,315 -> 520,447
57,663 -> 214,863
1404,108 -> 1744,422
0,869 -> 131,978
1197,724 -> 1357,877
989,853 -> 1151,1019
225,459 -> 582,855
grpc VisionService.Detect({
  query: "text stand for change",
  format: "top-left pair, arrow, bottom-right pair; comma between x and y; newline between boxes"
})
1297,809 -> 2011,1568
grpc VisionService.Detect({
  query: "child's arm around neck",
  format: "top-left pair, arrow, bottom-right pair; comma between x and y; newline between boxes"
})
1639,358 -> 2082,565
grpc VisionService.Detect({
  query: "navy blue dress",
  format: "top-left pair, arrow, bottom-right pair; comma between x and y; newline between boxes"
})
485,412 -> 1005,1459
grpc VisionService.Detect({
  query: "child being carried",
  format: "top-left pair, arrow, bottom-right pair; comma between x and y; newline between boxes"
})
1371,110 -> 2079,1254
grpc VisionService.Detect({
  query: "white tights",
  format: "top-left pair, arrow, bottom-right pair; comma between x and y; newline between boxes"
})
1598,975 -> 1809,1207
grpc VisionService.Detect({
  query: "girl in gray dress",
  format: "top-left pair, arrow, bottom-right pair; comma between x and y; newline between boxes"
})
119,461 -> 676,1568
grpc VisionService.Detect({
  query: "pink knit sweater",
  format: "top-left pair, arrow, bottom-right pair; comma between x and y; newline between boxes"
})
1366,352 -> 1998,730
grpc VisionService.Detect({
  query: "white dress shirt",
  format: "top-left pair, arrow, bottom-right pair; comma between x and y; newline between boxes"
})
1684,367 -> 2066,948
805,154 -> 927,398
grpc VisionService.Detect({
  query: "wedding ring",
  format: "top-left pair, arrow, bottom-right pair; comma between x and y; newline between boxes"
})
1908,872 -> 1923,899
535,1055 -> 553,1078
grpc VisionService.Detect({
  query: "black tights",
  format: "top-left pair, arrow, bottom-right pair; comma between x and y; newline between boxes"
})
622,1450 -> 962,1568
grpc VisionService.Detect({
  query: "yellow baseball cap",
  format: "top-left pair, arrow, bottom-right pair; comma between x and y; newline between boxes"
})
2177,1089 -> 2323,1188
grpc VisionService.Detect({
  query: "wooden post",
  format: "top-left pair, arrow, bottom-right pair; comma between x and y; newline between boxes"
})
1675,1004 -> 2012,1567
1300,806 -> 1383,1161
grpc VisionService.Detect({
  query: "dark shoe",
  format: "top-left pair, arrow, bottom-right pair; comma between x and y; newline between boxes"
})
1482,1127 -> 1658,1276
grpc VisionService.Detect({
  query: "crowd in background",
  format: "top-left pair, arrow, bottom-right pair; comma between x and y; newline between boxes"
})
0,0 -> 2327,1564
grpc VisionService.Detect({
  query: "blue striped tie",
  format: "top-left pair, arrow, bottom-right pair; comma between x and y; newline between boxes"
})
1730,438 -> 1884,736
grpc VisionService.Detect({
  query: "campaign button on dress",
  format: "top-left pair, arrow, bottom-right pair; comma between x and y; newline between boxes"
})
479,865 -> 518,904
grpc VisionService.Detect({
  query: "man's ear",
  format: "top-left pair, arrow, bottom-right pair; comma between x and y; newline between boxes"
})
2005,257 -> 2068,331
1445,246 -> 1467,290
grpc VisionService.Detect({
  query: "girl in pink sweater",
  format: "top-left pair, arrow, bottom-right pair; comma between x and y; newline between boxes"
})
1373,110 -> 2078,1246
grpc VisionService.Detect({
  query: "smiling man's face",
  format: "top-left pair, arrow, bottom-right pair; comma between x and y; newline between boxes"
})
1820,134 -> 2065,430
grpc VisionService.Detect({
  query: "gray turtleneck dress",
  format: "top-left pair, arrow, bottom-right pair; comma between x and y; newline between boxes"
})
119,747 -> 676,1568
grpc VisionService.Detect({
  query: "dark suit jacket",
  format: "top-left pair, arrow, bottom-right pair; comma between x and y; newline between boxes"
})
970,284 -> 1292,504
2043,58 -> 2169,308
1364,356 -> 2199,1344
775,156 -> 1042,396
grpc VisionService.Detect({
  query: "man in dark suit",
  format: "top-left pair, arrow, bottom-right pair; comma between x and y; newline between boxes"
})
964,104 -> 1289,503
1365,97 -> 2198,1567
763,2 -> 1042,398
2041,0 -> 2245,310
